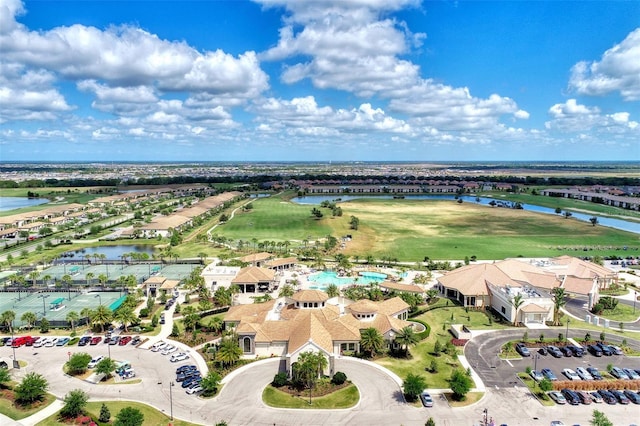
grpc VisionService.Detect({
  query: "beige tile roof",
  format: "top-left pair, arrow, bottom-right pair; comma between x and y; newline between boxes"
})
552,256 -> 614,278
291,289 -> 329,303
438,263 -> 520,296
562,276 -> 595,295
160,279 -> 180,289
348,299 -> 379,314
224,300 -> 276,323
267,257 -> 297,267
232,266 -> 275,284
239,252 -> 273,263
523,271 -> 561,290
496,259 -> 552,283
143,276 -> 166,285
377,297 -> 410,316
379,281 -> 425,293
520,303 -> 549,313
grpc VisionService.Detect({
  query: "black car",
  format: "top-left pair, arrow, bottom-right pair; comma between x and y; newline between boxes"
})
516,343 -> 530,357
597,389 -> 617,405
537,347 -> 548,356
623,390 -> 640,405
561,389 -> 580,405
547,345 -> 563,358
559,346 -> 573,357
586,367 -> 603,380
610,390 -> 630,405
587,344 -> 603,357
176,365 -> 198,374
596,343 -> 612,356
181,375 -> 201,388
78,336 -> 91,346
568,345 -> 584,357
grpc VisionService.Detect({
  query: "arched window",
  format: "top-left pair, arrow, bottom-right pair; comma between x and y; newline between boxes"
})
243,336 -> 252,353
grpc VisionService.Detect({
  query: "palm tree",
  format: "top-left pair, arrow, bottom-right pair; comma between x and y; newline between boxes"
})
360,327 -> 384,358
326,283 -> 340,298
98,274 -> 108,287
91,305 -> 113,332
21,311 -> 37,329
216,336 -> 242,367
1,310 -> 16,333
42,274 -> 52,287
114,307 -> 137,332
66,310 -> 80,332
394,326 -> 419,357
208,316 -> 223,334
278,284 -> 294,298
551,287 -> 567,326
85,272 -> 94,287
28,271 -> 40,287
182,306 -> 200,333
511,293 -> 525,326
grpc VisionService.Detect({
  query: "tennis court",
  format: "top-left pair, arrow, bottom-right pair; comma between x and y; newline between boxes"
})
0,291 -> 124,328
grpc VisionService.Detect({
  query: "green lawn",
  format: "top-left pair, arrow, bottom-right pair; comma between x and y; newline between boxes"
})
0,392 -> 57,420
517,373 -> 555,406
213,194 -> 639,261
35,400 -> 200,426
596,302 -> 639,322
262,384 -> 359,409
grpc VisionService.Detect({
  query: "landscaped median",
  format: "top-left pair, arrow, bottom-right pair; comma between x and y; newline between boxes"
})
262,384 -> 359,409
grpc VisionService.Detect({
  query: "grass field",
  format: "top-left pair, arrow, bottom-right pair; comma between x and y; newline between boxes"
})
0,392 -> 57,420
262,384 -> 359,409
214,194 -> 640,261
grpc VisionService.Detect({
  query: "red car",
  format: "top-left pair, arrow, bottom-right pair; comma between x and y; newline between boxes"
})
90,336 -> 102,345
12,336 -> 32,347
118,336 -> 132,346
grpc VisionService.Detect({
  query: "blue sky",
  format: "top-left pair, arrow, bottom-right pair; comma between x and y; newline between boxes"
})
0,0 -> 638,162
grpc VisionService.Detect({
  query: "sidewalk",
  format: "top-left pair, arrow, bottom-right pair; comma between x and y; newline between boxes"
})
14,399 -> 64,426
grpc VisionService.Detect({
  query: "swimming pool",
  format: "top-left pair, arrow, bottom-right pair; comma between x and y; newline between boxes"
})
308,271 -> 387,287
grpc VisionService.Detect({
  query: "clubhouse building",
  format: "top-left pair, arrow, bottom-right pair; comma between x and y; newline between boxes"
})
436,256 -> 617,326
224,289 -> 412,376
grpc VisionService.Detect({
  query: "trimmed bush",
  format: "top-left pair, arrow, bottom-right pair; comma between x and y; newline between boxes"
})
332,371 -> 347,385
272,372 -> 288,388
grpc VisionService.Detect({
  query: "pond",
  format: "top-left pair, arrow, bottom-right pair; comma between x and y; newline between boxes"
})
291,194 -> 640,234
61,245 -> 156,260
0,196 -> 49,211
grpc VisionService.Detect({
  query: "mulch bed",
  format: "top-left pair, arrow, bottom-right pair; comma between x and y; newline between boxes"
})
277,381 -> 350,398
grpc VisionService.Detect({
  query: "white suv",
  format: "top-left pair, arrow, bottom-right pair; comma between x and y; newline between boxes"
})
88,356 -> 105,368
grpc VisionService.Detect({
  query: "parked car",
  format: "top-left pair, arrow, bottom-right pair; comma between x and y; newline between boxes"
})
78,336 -> 91,346
610,366 -> 629,380
576,391 -> 592,405
33,338 -> 45,348
186,384 -> 203,395
575,367 -> 593,381
537,347 -> 548,356
529,370 -> 544,382
567,345 -> 584,357
170,352 -> 189,363
176,365 -> 197,374
151,342 -> 167,352
547,345 -> 563,358
587,345 -> 603,357
586,367 -> 603,380
610,390 -> 630,405
624,390 -> 640,405
25,336 -> 39,347
182,376 -> 201,388
515,343 -> 530,357
56,337 -> 70,346
589,392 -> 603,404
109,336 -> 120,345
161,346 -> 178,356
549,391 -> 567,405
596,343 -> 613,356
131,336 -> 141,345
623,368 -> 640,380
44,338 -> 57,347
597,389 -> 618,405
541,368 -> 558,381
561,389 -> 580,405
90,336 -> 102,345
562,368 -> 581,381
608,345 -> 623,355
559,346 -> 572,357
118,336 -> 132,346
88,356 -> 105,369
420,391 -> 433,407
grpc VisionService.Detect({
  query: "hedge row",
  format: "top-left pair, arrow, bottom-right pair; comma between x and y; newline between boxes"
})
409,318 -> 431,340
552,379 -> 640,392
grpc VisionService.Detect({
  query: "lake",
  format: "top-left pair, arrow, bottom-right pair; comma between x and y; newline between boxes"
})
0,197 -> 48,211
62,245 -> 156,260
291,194 -> 640,234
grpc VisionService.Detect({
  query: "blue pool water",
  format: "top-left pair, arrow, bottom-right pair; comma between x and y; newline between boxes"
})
308,271 -> 387,287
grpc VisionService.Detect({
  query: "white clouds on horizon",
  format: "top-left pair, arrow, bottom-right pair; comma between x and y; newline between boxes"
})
569,28 -> 640,101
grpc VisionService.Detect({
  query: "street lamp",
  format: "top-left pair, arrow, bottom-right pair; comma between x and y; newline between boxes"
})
634,291 -> 637,315
533,354 -> 539,372
40,294 -> 49,316
169,381 -> 175,420
483,408 -> 488,426
566,318 -> 570,341
95,294 -> 102,306
11,320 -> 18,369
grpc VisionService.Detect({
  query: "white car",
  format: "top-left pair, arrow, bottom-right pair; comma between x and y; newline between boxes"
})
33,338 -> 45,348
151,342 -> 167,352
186,385 -> 203,395
88,356 -> 105,368
161,345 -> 177,356
170,352 -> 189,362
562,368 -> 581,381
44,337 -> 57,347
575,367 -> 593,381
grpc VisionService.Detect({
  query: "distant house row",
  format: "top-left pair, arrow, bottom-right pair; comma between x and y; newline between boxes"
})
540,188 -> 640,211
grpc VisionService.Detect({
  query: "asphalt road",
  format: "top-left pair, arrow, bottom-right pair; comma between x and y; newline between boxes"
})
2,331 -> 639,426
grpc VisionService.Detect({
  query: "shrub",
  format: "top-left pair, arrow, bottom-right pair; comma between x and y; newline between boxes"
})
450,338 -> 468,346
272,372 -> 288,388
429,359 -> 438,373
138,308 -> 149,318
331,372 -> 347,385
99,403 -> 111,423
60,389 -> 88,418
